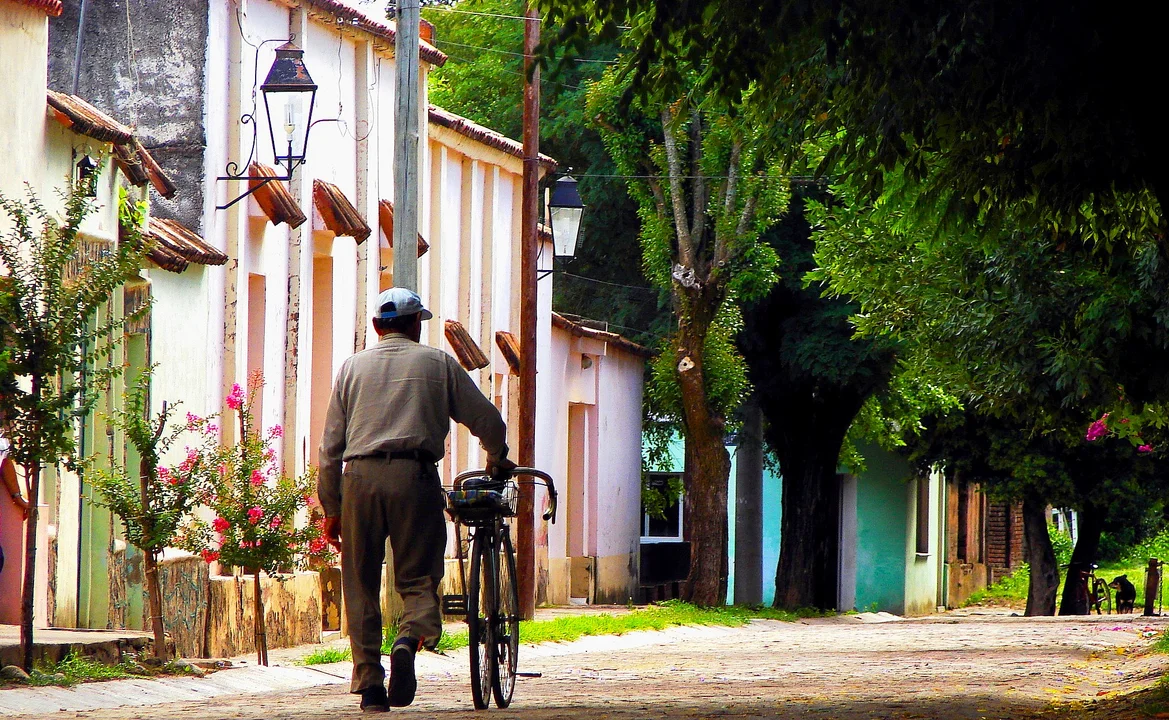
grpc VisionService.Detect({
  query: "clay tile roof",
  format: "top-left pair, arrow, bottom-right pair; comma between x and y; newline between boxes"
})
302,0 -> 447,67
47,91 -> 177,198
428,105 -> 557,171
445,320 -> 490,371
378,199 -> 429,257
551,313 -> 654,358
146,217 -> 228,274
248,163 -> 307,228
313,180 -> 371,243
47,90 -> 134,145
10,0 -> 63,17
495,330 -> 521,375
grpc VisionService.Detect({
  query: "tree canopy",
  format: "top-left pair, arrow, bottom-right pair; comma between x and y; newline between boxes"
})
540,0 -> 1165,249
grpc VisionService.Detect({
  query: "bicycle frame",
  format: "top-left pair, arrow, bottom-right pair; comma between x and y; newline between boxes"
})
442,467 -> 558,709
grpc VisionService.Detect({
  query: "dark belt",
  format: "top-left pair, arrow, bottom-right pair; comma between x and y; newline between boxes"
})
356,449 -> 437,464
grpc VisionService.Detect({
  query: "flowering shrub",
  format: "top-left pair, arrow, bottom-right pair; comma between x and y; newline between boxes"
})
175,374 -> 334,576
1083,394 -> 1167,454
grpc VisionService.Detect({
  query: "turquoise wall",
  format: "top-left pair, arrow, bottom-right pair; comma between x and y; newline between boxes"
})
853,444 -> 910,613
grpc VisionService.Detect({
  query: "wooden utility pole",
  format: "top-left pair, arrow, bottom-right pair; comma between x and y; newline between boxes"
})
517,2 -> 540,619
393,0 -> 421,291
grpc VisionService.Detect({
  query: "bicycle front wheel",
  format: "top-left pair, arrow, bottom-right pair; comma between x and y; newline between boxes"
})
492,530 -> 520,708
468,529 -> 496,710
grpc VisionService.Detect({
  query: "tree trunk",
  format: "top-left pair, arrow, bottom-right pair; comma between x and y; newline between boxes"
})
1022,492 -> 1058,616
19,459 -> 39,672
1059,503 -> 1105,615
764,385 -> 867,611
253,572 -> 268,666
676,316 -> 731,607
139,453 -> 168,662
143,551 -> 168,662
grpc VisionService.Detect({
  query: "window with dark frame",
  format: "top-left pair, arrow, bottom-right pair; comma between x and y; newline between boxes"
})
916,474 -> 931,555
642,472 -> 684,542
956,479 -> 970,563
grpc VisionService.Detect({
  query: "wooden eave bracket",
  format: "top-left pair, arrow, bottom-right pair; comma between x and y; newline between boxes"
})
446,320 -> 490,370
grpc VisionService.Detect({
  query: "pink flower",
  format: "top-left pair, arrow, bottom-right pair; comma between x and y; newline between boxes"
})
1086,419 -> 1109,442
1139,444 -> 1154,453
186,412 -> 202,430
179,447 -> 198,472
217,463 -> 227,477
271,424 -> 284,438
206,423 -> 219,436
201,549 -> 220,563
309,537 -> 328,555
250,469 -> 265,486
263,448 -> 276,463
1121,418 -> 1130,424
268,515 -> 283,529
247,507 -> 264,525
226,383 -> 245,411
212,517 -> 231,533
157,466 -> 172,483
304,495 -> 316,507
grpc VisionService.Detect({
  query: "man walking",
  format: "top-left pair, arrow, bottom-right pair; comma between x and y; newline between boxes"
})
318,287 -> 514,712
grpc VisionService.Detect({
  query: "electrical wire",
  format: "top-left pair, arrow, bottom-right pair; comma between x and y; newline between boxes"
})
560,272 -> 659,293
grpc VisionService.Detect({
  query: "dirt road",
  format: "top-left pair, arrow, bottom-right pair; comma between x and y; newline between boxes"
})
7,611 -> 1167,719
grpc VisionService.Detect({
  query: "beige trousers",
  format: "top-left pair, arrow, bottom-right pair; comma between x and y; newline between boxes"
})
341,456 -> 447,693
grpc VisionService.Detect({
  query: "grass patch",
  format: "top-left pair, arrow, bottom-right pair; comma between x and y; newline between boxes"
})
300,602 -> 813,666
297,646 -> 352,665
964,564 -> 1031,607
0,653 -> 148,687
1151,630 -> 1169,655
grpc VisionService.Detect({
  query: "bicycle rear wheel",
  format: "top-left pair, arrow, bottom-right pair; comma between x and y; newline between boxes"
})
492,530 -> 520,708
468,530 -> 496,710
1092,579 -> 1112,615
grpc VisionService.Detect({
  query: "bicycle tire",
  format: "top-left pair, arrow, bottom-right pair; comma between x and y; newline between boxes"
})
1093,578 -> 1112,615
468,529 -> 496,710
492,530 -> 520,708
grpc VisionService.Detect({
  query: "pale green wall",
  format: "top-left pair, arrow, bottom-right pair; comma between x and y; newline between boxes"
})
853,443 -> 943,615
854,444 -> 909,613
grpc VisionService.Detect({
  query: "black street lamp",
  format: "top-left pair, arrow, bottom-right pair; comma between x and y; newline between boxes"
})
217,41 -> 319,210
260,42 -> 318,173
547,175 -> 585,259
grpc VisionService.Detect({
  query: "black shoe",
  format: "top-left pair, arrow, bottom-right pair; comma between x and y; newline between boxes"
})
388,637 -> 420,707
359,684 -> 388,713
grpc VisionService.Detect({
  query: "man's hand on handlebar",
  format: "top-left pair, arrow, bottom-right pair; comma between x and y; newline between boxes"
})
486,454 -> 517,479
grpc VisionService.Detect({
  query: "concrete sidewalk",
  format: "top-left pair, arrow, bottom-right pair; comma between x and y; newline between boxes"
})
0,626 -> 154,668
0,605 -> 637,716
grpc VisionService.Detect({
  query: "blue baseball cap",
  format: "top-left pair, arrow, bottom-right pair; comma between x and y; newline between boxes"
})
375,287 -> 433,320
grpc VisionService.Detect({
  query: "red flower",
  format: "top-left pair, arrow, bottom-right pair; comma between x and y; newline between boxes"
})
212,517 -> 231,533
201,549 -> 220,563
1139,444 -> 1154,453
309,537 -> 328,555
250,469 -> 265,486
247,506 -> 264,525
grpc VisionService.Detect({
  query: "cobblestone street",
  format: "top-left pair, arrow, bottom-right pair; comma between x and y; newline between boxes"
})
4,611 -> 1167,719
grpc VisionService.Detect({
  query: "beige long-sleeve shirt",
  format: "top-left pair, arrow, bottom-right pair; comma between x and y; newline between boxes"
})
317,333 -> 508,517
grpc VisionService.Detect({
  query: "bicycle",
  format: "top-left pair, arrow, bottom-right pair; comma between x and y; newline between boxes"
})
1066,563 -> 1112,615
442,467 -> 557,710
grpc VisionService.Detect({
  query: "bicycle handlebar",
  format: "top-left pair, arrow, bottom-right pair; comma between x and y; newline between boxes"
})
453,467 -> 558,524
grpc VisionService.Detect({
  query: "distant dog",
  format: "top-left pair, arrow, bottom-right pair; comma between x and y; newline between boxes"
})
1110,575 -> 1137,614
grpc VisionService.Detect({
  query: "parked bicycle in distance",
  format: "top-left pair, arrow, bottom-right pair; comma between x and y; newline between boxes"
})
442,467 -> 558,709
1066,563 -> 1112,615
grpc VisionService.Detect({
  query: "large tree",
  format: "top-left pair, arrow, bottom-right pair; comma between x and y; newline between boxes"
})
811,166 -> 1169,613
588,66 -> 786,604
541,0 -> 1166,245
737,187 -> 895,610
